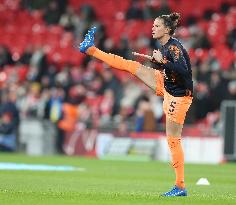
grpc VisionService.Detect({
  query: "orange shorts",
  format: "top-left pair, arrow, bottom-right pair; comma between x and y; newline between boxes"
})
154,70 -> 193,125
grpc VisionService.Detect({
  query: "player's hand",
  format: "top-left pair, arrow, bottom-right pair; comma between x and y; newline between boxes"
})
152,49 -> 164,63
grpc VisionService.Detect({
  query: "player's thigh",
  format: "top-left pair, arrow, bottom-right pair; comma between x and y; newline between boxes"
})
136,66 -> 164,96
154,70 -> 164,96
163,93 -> 192,136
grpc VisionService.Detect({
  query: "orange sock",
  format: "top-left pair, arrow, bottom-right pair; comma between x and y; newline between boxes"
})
167,136 -> 185,189
86,46 -> 140,75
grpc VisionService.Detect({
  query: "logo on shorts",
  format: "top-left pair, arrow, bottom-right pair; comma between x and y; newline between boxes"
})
168,101 -> 176,114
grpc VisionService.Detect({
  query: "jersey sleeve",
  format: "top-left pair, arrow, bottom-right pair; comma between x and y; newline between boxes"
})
162,44 -> 189,76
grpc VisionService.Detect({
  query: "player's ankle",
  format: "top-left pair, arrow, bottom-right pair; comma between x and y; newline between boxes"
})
86,46 -> 96,55
176,181 -> 185,189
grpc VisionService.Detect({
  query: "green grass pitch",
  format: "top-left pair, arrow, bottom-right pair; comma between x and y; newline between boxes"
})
0,154 -> 235,205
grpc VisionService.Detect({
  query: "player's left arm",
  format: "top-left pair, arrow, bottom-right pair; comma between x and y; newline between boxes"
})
162,44 -> 189,76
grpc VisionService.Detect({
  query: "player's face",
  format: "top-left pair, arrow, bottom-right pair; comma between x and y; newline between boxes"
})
152,18 -> 169,39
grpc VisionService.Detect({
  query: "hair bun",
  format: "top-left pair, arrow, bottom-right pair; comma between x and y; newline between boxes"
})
158,12 -> 181,35
169,12 -> 181,23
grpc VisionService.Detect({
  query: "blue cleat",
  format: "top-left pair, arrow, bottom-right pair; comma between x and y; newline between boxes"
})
161,185 -> 187,196
78,27 -> 97,53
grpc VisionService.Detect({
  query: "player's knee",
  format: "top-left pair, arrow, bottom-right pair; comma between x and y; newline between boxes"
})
166,118 -> 183,137
167,137 -> 180,149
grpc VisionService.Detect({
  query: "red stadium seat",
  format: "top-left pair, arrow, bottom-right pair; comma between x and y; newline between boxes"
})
226,7 -> 236,30
207,14 -> 227,45
211,45 -> 234,70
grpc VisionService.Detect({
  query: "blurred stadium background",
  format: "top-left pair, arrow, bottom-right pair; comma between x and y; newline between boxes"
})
0,0 -> 236,163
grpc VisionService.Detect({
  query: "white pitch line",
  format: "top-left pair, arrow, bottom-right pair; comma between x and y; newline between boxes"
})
0,162 -> 86,171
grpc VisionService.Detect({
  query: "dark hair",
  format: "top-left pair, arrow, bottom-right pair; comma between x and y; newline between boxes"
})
158,12 -> 181,35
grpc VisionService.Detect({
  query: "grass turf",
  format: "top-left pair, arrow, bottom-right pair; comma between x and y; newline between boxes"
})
0,154 -> 235,205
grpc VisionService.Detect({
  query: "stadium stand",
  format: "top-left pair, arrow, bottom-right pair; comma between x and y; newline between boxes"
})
0,0 -> 235,153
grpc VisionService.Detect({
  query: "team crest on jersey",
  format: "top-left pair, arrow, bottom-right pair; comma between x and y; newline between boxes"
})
169,45 -> 181,61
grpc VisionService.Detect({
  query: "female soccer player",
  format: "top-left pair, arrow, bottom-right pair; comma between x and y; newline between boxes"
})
78,12 -> 193,196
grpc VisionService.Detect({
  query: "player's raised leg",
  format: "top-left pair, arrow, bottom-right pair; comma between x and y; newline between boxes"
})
78,27 -> 161,93
78,27 -> 140,75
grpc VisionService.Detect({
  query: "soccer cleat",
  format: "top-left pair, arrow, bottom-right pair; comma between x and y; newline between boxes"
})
78,27 -> 97,53
161,185 -> 187,196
